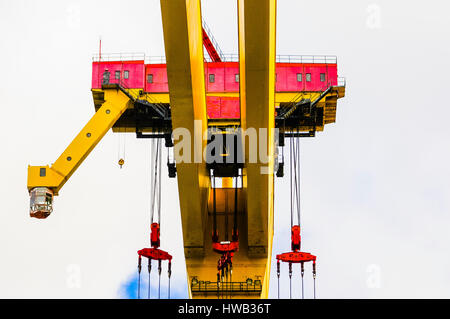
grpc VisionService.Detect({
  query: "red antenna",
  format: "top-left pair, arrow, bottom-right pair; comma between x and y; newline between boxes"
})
97,36 -> 102,87
99,36 -> 102,62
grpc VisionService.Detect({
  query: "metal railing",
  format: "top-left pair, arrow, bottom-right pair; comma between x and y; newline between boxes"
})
145,56 -> 167,64
277,55 -> 337,64
204,54 -> 337,64
191,280 -> 262,294
338,76 -> 346,87
92,52 -> 145,62
202,19 -> 225,62
95,53 -> 339,65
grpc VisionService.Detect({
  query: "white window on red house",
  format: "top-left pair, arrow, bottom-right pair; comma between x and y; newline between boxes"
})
320,73 -> 325,82
147,74 -> 153,83
124,70 -> 129,79
209,74 -> 215,83
297,73 -> 302,82
306,73 -> 311,82
115,71 -> 120,80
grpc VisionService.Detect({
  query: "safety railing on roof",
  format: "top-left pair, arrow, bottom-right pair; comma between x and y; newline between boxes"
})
218,54 -> 239,62
92,52 -> 145,62
145,56 -> 167,64
96,53 -> 338,64
203,54 -> 338,64
277,55 -> 337,64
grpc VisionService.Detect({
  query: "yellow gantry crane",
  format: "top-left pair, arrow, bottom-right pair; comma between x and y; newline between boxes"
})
27,0 -> 345,299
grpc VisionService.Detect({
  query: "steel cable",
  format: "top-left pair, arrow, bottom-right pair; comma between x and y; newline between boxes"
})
148,259 -> 151,299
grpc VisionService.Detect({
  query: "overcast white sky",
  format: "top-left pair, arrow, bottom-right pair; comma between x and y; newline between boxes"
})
1,0 -> 450,298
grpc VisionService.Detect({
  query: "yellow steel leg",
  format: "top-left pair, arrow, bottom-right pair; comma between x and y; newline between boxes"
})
238,0 -> 277,298
160,0 -> 209,259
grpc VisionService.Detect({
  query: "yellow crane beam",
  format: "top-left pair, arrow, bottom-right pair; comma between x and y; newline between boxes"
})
159,0 -> 278,299
27,89 -> 131,195
27,88 -> 131,218
160,0 -> 210,260
238,0 -> 277,297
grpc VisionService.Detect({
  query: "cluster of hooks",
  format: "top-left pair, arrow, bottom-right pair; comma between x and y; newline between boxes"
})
210,172 -> 241,299
276,252 -> 316,299
136,138 -> 173,299
137,250 -> 172,299
276,137 -> 318,299
216,250 -> 233,299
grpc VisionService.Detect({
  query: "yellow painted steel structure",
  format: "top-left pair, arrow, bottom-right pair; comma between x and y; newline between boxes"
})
157,0 -> 278,299
27,0 -> 345,299
238,0 -> 277,298
27,89 -> 132,194
159,0 -> 210,263
90,90 -> 344,132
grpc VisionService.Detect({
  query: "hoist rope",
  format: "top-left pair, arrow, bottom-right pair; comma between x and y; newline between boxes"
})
221,271 -> 224,299
137,256 -> 142,299
212,173 -> 217,240
117,129 -> 126,161
123,131 -> 126,162
157,139 -> 162,224
168,265 -> 171,299
290,137 -> 293,229
150,139 -> 162,225
148,259 -> 151,299
289,262 -> 292,299
225,187 -> 229,241
225,267 -> 228,299
137,272 -> 141,299
158,260 -> 162,299
234,175 -> 238,237
294,133 -> 301,227
313,262 -> 317,299
313,277 -> 316,299
301,275 -> 304,299
277,260 -> 280,299
289,135 -> 302,229
289,276 -> 292,299
150,140 -> 156,223
217,276 -> 220,299
277,275 -> 280,299
230,266 -> 232,300
301,262 -> 305,299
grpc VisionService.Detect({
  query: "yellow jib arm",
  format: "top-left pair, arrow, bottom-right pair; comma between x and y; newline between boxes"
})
27,89 -> 131,218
